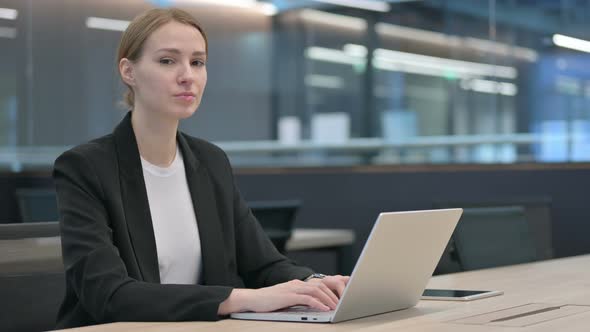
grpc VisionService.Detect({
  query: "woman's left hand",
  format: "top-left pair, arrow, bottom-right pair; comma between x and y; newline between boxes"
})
306,275 -> 350,300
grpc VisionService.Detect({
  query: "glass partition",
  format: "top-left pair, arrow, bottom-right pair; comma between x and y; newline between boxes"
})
0,0 -> 589,170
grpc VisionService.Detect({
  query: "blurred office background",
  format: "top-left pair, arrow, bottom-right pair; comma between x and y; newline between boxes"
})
0,0 -> 589,168
2,2 -> 590,330
1,0 -> 590,267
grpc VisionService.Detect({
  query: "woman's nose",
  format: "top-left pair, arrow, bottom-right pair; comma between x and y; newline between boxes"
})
177,63 -> 195,85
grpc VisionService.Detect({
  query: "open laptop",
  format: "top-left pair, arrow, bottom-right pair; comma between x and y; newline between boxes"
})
231,208 -> 462,323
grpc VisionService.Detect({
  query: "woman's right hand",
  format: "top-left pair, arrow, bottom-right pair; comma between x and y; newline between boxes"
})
218,279 -> 340,315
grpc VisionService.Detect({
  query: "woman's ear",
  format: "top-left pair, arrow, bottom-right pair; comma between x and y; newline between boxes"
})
119,58 -> 135,86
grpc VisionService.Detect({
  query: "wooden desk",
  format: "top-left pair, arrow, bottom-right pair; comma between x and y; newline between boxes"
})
54,255 -> 590,332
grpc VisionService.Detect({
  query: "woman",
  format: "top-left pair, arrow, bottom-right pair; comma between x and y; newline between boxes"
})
53,7 -> 349,329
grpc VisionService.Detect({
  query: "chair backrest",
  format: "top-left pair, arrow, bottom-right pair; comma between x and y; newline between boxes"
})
453,206 -> 537,271
432,197 -> 554,274
15,188 -> 59,223
0,222 -> 64,332
249,200 -> 301,254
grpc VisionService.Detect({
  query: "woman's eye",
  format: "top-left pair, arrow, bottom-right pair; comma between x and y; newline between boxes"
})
192,60 -> 205,67
159,58 -> 173,65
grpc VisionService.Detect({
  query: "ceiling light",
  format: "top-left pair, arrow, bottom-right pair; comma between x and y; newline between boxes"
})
300,9 -> 367,31
553,34 -> 590,53
306,46 -> 366,66
309,0 -> 390,12
173,0 -> 257,7
374,48 -> 518,79
343,43 -> 368,57
305,74 -> 345,89
86,17 -> 130,31
171,0 -> 277,16
307,45 -> 518,80
0,8 -> 17,20
461,78 -> 517,96
259,3 -> 278,16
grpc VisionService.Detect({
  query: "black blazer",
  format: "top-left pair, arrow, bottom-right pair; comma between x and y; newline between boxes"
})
53,112 -> 313,329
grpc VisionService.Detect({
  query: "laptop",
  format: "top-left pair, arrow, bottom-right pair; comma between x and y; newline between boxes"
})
231,208 -> 462,323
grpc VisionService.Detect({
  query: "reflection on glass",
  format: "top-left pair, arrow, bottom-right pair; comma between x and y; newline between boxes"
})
1,0 -> 590,169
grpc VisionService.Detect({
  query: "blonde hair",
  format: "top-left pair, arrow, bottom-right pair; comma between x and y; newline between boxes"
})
116,8 -> 208,108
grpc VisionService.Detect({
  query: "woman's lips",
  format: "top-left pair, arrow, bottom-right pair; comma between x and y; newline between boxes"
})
176,95 -> 195,102
174,93 -> 196,102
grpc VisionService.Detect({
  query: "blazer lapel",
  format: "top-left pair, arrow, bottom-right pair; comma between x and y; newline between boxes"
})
113,112 -> 160,283
177,134 -> 230,286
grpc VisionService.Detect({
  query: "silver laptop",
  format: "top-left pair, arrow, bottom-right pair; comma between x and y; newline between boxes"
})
231,208 -> 462,323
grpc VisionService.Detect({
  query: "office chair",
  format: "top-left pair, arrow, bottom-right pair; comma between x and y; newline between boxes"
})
432,197 -> 554,274
0,222 -> 64,332
249,200 -> 301,254
15,188 -> 59,223
453,206 -> 538,271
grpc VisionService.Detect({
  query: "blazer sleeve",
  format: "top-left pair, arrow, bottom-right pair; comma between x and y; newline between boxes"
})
54,149 -> 233,323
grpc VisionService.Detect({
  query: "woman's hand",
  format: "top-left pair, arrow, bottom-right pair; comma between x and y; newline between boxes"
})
218,275 -> 350,315
305,274 -> 350,298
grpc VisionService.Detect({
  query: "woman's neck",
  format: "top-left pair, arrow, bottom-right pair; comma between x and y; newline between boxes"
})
131,107 -> 179,167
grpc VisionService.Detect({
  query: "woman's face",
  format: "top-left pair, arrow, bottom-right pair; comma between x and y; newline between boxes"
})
125,21 -> 207,120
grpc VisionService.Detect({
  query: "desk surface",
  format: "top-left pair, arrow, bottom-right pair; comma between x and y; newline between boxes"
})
54,254 -> 590,332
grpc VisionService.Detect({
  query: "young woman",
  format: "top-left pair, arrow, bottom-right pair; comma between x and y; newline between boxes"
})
53,8 -> 348,329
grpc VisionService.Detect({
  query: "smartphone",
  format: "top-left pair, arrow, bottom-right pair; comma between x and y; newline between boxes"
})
421,289 -> 503,301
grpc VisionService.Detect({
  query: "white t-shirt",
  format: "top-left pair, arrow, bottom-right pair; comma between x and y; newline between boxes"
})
140,146 -> 202,284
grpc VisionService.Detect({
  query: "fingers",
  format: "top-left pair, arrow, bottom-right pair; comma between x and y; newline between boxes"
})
318,282 -> 340,306
252,276 -> 353,313
294,294 -> 331,312
312,283 -> 338,309
292,280 -> 338,309
320,275 -> 349,298
337,276 -> 350,296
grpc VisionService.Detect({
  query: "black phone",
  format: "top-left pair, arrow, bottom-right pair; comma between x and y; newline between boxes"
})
422,289 -> 503,301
